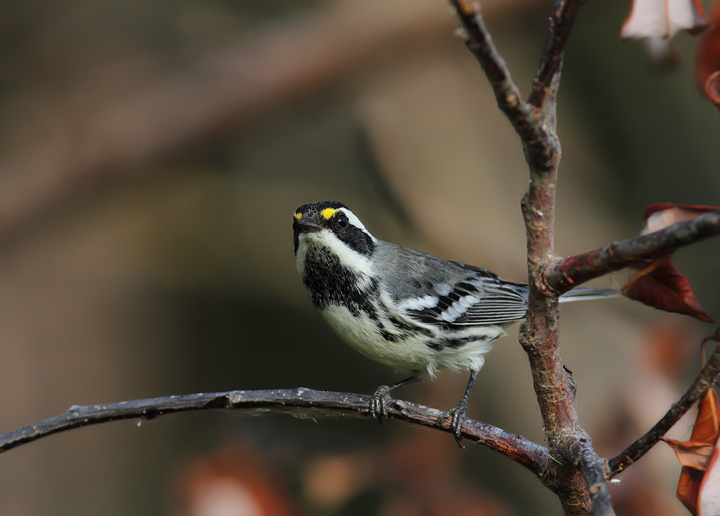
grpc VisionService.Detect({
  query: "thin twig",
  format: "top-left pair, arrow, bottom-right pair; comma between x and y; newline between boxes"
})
545,210 -> 720,294
0,388 -> 549,477
570,439 -> 614,516
607,328 -> 720,477
448,0 -> 560,169
528,0 -> 582,108
449,0 -> 528,121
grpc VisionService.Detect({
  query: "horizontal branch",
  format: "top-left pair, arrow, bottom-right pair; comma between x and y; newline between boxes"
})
545,210 -> 720,294
0,388 -> 549,478
607,329 -> 720,477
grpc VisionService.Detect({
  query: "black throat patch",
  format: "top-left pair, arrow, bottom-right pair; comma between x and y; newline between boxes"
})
301,245 -> 379,318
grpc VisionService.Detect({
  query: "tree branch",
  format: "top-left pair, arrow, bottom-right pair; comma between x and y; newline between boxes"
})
544,209 -> 720,294
450,0 -> 597,513
0,0 -> 555,250
0,388 -> 549,478
449,0 -> 529,123
607,328 -> 720,477
0,0 -> 455,249
528,0 -> 581,108
449,0 -> 558,170
570,439 -> 614,516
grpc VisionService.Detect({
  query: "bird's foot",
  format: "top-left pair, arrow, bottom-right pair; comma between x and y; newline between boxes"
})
442,398 -> 469,448
370,385 -> 392,426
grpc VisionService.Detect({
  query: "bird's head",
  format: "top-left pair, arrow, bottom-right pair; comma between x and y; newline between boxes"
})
293,201 -> 376,259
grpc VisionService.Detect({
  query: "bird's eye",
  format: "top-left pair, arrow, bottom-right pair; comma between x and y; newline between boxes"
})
336,213 -> 349,228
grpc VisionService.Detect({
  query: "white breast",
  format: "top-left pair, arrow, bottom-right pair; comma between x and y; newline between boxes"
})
319,303 -> 502,375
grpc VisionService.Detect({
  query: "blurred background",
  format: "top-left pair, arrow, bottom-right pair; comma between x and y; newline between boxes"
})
0,0 -> 719,515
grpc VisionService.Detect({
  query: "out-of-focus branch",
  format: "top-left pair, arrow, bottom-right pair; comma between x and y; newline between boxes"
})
0,0 -> 456,247
0,0 -> 553,249
544,210 -> 720,294
607,328 -> 720,477
0,388 -> 550,477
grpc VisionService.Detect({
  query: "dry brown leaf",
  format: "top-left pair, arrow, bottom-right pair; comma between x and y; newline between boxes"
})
670,389 -> 720,515
696,0 -> 720,109
622,257 -> 713,323
622,0 -> 708,40
622,204 -> 716,323
699,442 -> 720,516
666,439 -> 716,470
642,203 -> 720,235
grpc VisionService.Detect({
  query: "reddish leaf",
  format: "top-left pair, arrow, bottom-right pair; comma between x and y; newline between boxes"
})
622,0 -> 708,40
696,0 -> 720,108
670,389 -> 720,515
624,204 -> 716,322
666,440 -> 716,470
177,448 -> 301,516
622,257 -> 714,323
642,203 -> 720,236
699,441 -> 720,516
679,468 -> 706,516
643,203 -> 720,227
691,389 -> 720,444
705,71 -> 720,111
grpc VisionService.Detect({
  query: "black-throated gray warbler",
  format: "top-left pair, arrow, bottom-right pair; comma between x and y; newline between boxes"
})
293,200 -> 615,445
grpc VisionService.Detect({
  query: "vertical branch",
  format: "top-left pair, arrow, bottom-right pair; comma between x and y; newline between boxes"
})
449,0 -> 559,169
518,0 -> 579,447
519,73 -> 570,443
450,1 -> 602,514
519,2 -> 595,512
529,0 -> 582,108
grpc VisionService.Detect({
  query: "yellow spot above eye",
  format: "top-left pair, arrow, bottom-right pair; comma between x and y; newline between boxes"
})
294,212 -> 302,221
321,208 -> 336,220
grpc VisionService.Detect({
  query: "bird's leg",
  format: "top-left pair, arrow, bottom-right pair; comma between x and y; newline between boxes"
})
443,369 -> 478,448
371,371 -> 426,425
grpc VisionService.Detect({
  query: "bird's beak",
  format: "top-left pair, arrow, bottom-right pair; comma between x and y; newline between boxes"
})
297,217 -> 323,233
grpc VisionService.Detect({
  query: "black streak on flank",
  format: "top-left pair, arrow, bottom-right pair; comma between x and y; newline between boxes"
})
425,335 -> 491,351
388,315 -> 433,337
379,329 -> 401,342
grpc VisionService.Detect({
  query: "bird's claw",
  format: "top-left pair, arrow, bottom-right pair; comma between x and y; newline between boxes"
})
371,385 -> 392,426
442,399 -> 469,448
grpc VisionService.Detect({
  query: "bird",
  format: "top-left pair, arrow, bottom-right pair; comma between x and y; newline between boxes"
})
292,200 -> 616,445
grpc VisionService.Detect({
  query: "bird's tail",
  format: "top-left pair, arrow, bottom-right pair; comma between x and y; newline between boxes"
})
559,287 -> 619,303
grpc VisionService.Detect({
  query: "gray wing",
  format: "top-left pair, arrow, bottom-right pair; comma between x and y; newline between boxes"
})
374,243 -> 529,327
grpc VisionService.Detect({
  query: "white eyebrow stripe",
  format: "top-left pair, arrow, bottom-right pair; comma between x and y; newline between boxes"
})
337,208 -> 376,241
